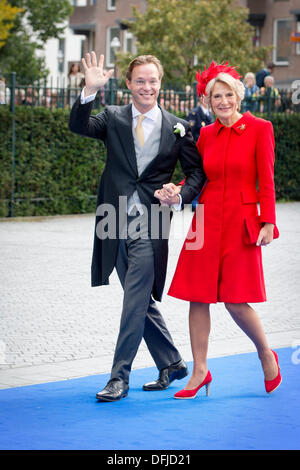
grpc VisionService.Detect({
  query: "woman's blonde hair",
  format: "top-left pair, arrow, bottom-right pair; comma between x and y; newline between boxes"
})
204,72 -> 245,111
244,72 -> 255,83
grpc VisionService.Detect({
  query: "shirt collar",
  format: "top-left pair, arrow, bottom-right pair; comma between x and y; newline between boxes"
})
131,103 -> 160,121
200,105 -> 210,115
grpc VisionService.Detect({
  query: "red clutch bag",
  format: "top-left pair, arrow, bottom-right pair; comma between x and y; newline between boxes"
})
243,215 -> 279,245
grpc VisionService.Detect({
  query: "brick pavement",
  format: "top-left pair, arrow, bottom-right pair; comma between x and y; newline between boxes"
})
0,202 -> 299,389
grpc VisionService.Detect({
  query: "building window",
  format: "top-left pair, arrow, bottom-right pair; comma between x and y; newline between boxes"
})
89,31 -> 95,52
253,26 -> 260,47
273,19 -> 292,65
72,0 -> 88,6
71,0 -> 89,5
80,38 -> 85,60
106,27 -> 120,67
123,31 -> 136,54
58,38 -> 65,74
107,0 -> 116,11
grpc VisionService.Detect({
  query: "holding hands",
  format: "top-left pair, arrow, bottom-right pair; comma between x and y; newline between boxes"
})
154,183 -> 181,207
155,185 -> 274,246
82,52 -> 114,97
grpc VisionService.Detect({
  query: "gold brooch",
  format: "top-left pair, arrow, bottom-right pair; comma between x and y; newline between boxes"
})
237,124 -> 246,130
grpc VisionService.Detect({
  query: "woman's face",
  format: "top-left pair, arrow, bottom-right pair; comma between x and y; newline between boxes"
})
210,81 -> 239,122
245,76 -> 254,88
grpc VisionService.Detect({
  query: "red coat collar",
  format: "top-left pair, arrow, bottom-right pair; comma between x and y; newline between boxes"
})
214,111 -> 253,136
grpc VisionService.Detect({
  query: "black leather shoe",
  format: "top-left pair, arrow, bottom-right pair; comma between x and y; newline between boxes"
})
143,359 -> 188,391
96,378 -> 129,402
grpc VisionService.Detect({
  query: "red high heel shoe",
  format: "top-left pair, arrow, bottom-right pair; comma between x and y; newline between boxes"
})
265,350 -> 282,394
174,370 -> 212,399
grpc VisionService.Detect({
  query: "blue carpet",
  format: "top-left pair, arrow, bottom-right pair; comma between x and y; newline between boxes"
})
0,347 -> 299,450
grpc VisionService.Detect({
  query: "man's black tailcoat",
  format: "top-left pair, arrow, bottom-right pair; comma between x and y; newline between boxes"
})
69,98 -> 206,301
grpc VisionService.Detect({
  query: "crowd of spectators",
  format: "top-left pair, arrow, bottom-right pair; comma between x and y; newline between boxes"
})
241,63 -> 282,113
0,62 -> 297,116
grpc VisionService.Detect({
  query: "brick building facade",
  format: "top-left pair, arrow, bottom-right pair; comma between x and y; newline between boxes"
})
247,0 -> 300,87
69,0 -> 299,87
69,0 -> 146,71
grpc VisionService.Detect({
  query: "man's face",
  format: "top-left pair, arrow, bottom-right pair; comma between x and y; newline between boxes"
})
265,77 -> 273,88
126,63 -> 161,113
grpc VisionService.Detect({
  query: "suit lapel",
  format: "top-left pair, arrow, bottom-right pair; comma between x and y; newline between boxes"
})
158,107 -> 177,157
114,104 -> 138,176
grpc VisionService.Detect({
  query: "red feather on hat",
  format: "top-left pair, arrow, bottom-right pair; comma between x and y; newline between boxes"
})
196,61 -> 242,97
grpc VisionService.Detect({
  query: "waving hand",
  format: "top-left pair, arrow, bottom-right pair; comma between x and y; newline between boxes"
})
82,52 -> 114,96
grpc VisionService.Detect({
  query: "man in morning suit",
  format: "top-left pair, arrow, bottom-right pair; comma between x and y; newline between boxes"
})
69,52 -> 206,402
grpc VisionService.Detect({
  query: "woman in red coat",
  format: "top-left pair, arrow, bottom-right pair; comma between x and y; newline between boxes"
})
158,62 -> 281,398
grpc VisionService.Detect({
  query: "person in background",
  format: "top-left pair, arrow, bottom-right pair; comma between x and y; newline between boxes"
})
181,85 -> 195,115
260,75 -> 281,112
186,95 -> 214,142
68,63 -> 84,107
23,86 -> 37,106
16,89 -> 25,105
242,72 -> 259,112
256,62 -> 274,88
42,88 -> 52,108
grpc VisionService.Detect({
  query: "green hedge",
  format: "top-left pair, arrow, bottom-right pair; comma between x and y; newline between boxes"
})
0,106 -> 106,217
267,112 -> 300,201
0,105 -> 299,217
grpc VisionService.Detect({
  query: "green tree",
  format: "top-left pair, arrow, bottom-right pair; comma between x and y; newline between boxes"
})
0,0 -> 73,81
117,0 -> 270,85
0,0 -> 22,48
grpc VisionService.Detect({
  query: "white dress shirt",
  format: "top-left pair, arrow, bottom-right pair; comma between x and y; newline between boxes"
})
80,89 -> 182,210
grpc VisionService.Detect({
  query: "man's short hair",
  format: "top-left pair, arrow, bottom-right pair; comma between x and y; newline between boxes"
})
126,55 -> 164,81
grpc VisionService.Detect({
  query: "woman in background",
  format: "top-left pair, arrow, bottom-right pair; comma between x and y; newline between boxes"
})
68,63 -> 84,107
242,72 -> 259,112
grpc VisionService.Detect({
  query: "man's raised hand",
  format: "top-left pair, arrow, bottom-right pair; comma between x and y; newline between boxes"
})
82,52 -> 114,97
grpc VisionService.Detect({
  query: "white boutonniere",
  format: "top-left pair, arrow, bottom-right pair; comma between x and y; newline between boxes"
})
174,122 -> 186,137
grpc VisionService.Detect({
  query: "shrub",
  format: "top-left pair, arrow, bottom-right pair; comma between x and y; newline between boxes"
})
0,105 -> 299,217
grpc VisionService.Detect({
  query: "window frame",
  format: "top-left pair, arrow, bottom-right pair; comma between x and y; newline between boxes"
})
106,26 -> 121,67
107,0 -> 116,11
123,30 -> 136,54
273,18 -> 292,66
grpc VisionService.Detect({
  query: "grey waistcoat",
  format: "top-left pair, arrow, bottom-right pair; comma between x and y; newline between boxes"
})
128,110 -> 162,215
